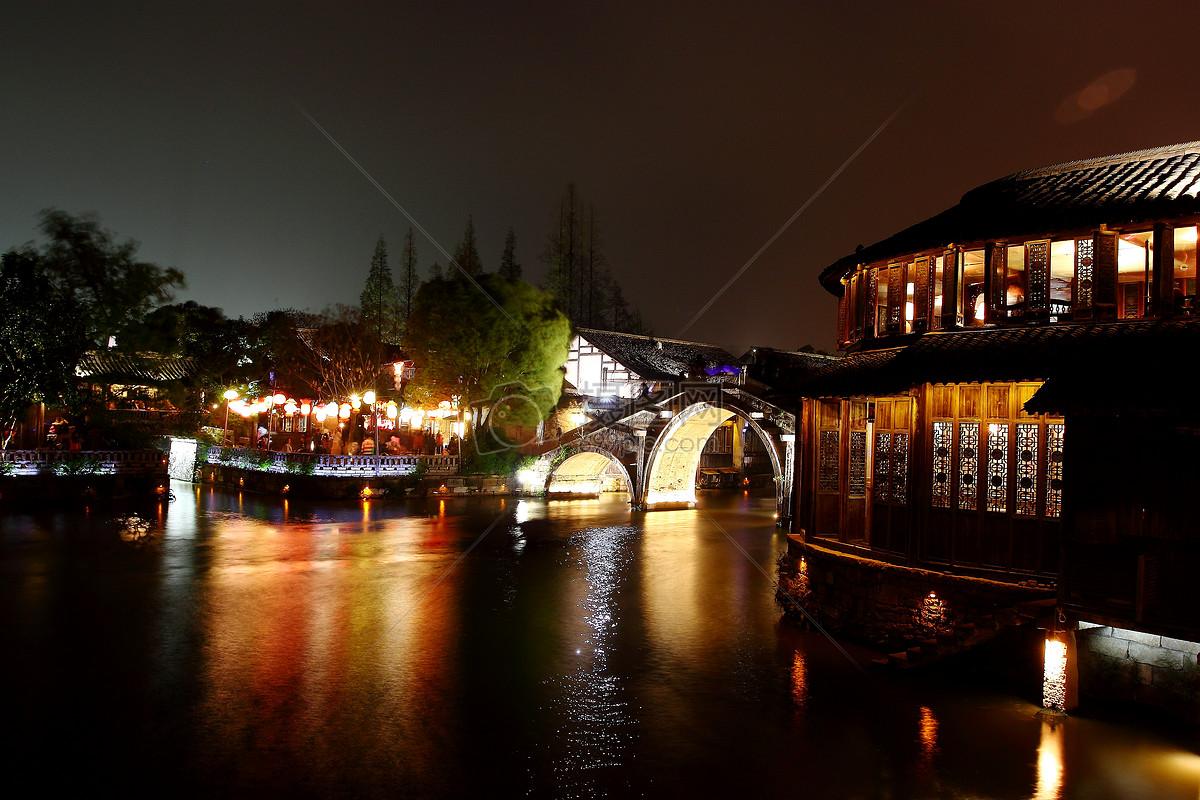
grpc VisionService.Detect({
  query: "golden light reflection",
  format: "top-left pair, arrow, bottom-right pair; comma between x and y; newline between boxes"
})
790,650 -> 807,719
1033,716 -> 1064,800
917,705 -> 939,777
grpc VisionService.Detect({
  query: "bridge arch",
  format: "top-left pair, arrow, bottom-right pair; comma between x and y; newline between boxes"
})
643,402 -> 783,509
544,445 -> 634,497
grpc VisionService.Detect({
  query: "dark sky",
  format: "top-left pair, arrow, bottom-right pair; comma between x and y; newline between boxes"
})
5,2 -> 1200,355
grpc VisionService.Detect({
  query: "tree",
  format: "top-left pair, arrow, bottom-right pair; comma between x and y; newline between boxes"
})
285,305 -> 392,402
123,301 -> 256,408
542,184 -> 582,320
451,216 -> 484,279
0,249 -> 87,445
397,228 -> 420,336
428,261 -> 443,280
404,274 -> 570,427
360,235 -> 401,344
541,185 -> 647,332
498,227 -> 522,280
38,209 -> 185,348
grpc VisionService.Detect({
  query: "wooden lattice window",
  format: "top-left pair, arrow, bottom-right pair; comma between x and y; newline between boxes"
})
1015,423 -> 1039,516
957,422 -> 979,511
1046,423 -> 1064,517
887,264 -> 904,331
931,421 -> 952,508
848,430 -> 866,496
1026,240 -> 1049,313
1076,236 -> 1095,311
986,423 -> 1009,513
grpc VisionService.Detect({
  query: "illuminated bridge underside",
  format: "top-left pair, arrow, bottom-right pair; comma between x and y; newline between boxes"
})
644,405 -> 736,508
546,450 -> 630,495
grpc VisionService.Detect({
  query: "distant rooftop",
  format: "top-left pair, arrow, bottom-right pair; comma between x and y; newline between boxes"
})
821,141 -> 1200,293
576,328 -> 741,383
76,351 -> 194,384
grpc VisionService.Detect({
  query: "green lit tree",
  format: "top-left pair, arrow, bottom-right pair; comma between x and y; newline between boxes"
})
404,274 -> 570,426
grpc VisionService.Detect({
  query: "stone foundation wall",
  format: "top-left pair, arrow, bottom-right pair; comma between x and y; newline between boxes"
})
1076,625 -> 1200,723
779,536 -> 1053,648
0,472 -> 169,506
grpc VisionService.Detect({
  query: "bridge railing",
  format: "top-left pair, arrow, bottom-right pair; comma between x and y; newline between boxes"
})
0,449 -> 166,477
204,447 -> 459,477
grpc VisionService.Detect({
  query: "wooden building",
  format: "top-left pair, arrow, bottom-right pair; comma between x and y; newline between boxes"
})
786,142 -> 1200,713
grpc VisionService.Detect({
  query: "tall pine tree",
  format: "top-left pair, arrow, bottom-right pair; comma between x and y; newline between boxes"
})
397,228 -> 419,337
451,216 -> 484,279
498,227 -> 522,279
360,235 -> 401,344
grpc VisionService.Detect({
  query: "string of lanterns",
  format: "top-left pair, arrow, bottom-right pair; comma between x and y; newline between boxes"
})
224,393 -> 461,431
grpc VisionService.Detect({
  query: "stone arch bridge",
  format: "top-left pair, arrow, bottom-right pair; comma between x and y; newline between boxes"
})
523,384 -> 796,522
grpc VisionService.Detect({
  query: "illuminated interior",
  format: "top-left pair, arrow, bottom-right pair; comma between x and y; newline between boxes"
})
960,249 -> 986,327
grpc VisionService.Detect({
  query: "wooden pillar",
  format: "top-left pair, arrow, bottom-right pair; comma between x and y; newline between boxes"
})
1153,222 -> 1175,316
986,242 -> 1007,323
942,248 -> 960,329
1094,230 -> 1118,319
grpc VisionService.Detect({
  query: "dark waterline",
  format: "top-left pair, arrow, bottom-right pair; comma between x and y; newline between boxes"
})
1,483 -> 1196,798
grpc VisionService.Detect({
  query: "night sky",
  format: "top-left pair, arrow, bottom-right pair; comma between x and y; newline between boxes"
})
6,2 -> 1200,356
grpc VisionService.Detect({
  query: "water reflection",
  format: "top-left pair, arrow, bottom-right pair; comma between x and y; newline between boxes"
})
1,485 -> 1197,798
790,650 -> 808,721
916,705 -> 939,779
1033,715 -> 1065,800
545,524 -> 637,796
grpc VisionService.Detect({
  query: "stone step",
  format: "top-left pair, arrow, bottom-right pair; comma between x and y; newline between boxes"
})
919,638 -> 940,657
887,651 -> 911,668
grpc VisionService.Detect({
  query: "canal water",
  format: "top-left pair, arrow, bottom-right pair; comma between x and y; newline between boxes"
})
1,484 -> 1196,799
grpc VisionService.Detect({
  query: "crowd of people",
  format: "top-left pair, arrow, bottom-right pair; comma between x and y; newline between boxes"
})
258,426 -> 460,457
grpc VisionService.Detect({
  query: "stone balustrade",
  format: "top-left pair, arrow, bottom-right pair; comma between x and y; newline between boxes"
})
0,449 -> 167,477
204,447 -> 459,477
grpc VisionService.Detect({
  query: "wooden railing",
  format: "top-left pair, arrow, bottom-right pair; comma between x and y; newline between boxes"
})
204,447 -> 459,477
0,449 -> 167,477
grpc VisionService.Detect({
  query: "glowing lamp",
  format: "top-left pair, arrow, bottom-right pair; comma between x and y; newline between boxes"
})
339,403 -> 351,420
351,394 -> 361,410
386,402 -> 398,419
315,410 -> 326,423
284,401 -> 297,415
363,390 -> 376,405
326,401 -> 338,416
300,402 -> 311,416
223,389 -> 239,401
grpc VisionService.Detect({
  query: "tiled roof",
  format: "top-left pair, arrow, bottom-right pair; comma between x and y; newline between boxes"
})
75,351 -> 195,384
577,328 -> 742,383
821,141 -> 1200,294
742,346 -> 842,395
792,319 -> 1200,401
